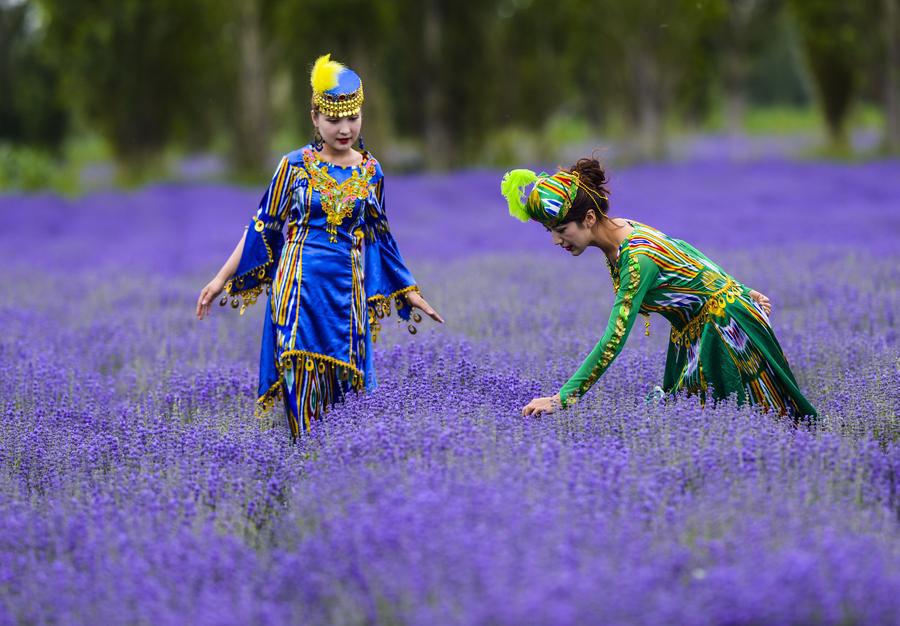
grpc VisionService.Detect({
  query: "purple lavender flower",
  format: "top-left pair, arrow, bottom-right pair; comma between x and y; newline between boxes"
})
1,159 -> 898,624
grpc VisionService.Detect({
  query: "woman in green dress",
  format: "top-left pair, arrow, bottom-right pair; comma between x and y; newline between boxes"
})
501,157 -> 817,419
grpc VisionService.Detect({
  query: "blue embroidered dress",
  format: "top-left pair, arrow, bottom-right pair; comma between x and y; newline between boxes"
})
224,146 -> 418,437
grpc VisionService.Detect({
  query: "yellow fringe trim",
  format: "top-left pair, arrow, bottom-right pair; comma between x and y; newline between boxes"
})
224,223 -> 278,315
255,349 -> 366,418
256,380 -> 283,417
367,285 -> 420,342
366,284 -> 420,305
222,283 -> 268,316
278,350 -> 365,390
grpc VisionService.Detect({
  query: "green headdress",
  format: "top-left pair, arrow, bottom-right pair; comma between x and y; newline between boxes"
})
500,168 -> 582,226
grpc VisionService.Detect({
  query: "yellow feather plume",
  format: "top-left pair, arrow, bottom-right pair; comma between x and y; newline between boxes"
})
310,54 -> 343,93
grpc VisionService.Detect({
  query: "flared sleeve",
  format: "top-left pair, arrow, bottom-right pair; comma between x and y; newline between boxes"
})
363,162 -> 418,337
224,156 -> 294,314
559,251 -> 659,407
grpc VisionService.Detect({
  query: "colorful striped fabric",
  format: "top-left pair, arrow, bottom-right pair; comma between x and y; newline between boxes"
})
525,171 -> 579,223
225,146 -> 418,438
559,221 -> 817,419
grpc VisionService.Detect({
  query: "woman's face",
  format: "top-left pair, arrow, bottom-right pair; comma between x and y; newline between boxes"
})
312,110 -> 363,153
548,215 -> 596,256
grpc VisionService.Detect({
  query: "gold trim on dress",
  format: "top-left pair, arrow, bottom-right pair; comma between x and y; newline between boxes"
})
367,285 -> 420,341
670,277 -> 743,347
303,150 -> 377,243
577,253 -> 641,396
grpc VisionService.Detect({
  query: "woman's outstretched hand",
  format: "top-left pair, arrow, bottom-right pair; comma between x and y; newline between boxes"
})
748,290 -> 772,316
522,393 -> 562,417
406,291 -> 444,324
196,277 -> 226,320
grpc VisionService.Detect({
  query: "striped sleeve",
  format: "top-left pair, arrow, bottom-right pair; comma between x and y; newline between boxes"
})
559,252 -> 658,407
224,157 -> 294,313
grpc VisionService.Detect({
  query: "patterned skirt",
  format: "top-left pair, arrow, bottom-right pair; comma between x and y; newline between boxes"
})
278,354 -> 354,439
661,281 -> 817,418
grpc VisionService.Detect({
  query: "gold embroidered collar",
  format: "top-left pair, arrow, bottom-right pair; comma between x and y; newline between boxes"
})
302,149 -> 377,243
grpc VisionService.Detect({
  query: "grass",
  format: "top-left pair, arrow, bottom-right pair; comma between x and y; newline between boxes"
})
742,103 -> 884,135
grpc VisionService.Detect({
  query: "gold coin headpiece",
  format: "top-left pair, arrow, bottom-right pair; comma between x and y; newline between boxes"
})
310,53 -> 364,117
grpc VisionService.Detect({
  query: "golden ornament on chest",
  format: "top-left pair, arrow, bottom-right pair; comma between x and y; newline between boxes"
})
303,151 -> 375,243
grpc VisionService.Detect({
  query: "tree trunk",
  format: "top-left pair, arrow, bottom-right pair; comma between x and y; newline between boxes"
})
723,0 -> 756,137
885,0 -> 900,154
723,52 -> 747,138
423,0 -> 450,169
790,0 -> 859,151
633,45 -> 666,160
232,0 -> 269,173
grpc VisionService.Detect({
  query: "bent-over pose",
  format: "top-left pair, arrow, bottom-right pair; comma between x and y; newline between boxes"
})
501,158 -> 816,419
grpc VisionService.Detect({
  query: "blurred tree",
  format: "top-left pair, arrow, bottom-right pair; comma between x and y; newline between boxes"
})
422,0 -> 450,167
0,2 -> 67,149
743,8 -> 810,108
493,0 -> 571,163
37,0 -> 233,173
11,0 -> 889,175
668,0 -> 730,126
717,0 -> 781,134
788,0 -> 869,148
883,0 -> 900,153
367,0 -> 499,167
230,0 -> 270,174
589,0 -> 724,159
557,0 -> 609,129
434,0 -> 503,164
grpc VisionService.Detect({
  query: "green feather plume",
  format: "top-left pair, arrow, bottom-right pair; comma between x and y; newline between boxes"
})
500,169 -> 537,222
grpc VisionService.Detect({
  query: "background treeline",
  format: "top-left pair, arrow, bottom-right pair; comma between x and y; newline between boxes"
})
1,0 -> 898,179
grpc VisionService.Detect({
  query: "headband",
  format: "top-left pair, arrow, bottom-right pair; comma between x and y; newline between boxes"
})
501,168 -> 607,225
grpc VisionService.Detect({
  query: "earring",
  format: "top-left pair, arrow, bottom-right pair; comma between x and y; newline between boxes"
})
313,129 -> 324,151
357,134 -> 365,151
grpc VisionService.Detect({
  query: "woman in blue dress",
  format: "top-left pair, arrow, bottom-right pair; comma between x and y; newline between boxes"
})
196,54 -> 443,439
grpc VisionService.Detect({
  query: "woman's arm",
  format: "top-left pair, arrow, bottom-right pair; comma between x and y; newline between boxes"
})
196,229 -> 247,320
559,253 -> 658,406
364,165 -> 443,331
196,156 -> 295,320
522,252 -> 659,416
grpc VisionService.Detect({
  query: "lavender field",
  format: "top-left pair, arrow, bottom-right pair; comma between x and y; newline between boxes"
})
1,159 -> 899,625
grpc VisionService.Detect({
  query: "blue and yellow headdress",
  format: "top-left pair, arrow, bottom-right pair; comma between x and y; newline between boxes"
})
500,169 -> 606,226
310,53 -> 364,117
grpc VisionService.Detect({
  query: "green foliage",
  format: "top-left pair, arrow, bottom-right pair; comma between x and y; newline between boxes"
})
0,3 -> 68,148
787,0 -> 875,144
0,143 -> 77,192
741,103 -> 883,135
0,0 -> 893,176
36,0 -> 234,168
744,9 -> 811,107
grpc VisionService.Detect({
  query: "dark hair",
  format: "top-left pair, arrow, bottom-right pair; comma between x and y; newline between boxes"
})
557,157 -> 610,225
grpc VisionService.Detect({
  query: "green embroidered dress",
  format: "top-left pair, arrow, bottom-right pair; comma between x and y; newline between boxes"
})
559,222 -> 817,418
